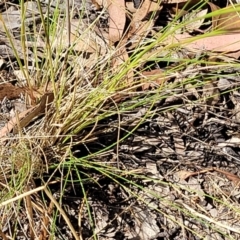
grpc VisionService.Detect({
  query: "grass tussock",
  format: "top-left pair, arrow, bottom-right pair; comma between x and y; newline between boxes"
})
1,0 -> 240,239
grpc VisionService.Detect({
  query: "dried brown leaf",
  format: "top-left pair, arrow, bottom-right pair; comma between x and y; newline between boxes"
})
176,168 -> 214,180
92,0 -> 108,8
52,19 -> 107,54
0,82 -> 24,101
108,0 -> 126,43
169,0 -> 205,10
215,6 -> 240,32
0,107 -> 34,138
182,8 -> 208,33
126,2 -> 137,13
91,0 -> 102,9
208,2 -> 220,29
0,92 -> 54,138
171,7 -> 188,18
177,168 -> 240,187
162,0 -> 188,4
132,0 -> 151,22
165,32 -> 240,58
176,170 -> 195,180
141,69 -> 169,90
132,0 -> 160,23
128,20 -> 155,49
128,1 -> 162,49
213,167 -> 240,186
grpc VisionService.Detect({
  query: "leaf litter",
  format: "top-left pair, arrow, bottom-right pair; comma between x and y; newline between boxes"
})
0,0 -> 240,239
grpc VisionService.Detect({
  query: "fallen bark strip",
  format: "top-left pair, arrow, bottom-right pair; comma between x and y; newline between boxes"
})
0,92 -> 54,139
